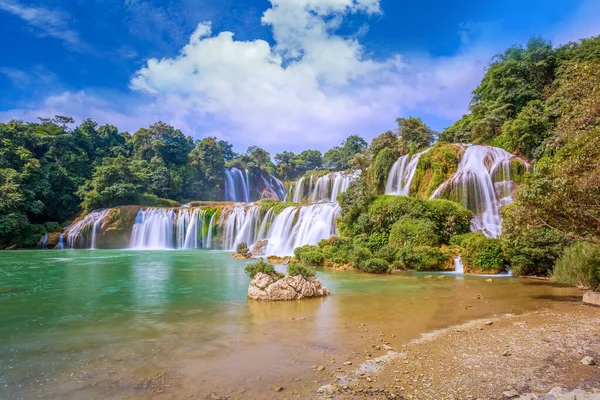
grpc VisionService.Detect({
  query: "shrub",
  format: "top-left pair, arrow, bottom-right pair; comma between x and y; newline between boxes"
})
554,241 -> 600,289
294,245 -> 325,265
360,258 -> 390,274
502,206 -> 570,276
349,246 -> 373,268
237,242 -> 249,255
244,258 -> 277,279
319,236 -> 352,264
389,217 -> 439,247
395,246 -> 450,271
43,221 -> 63,233
375,244 -> 399,263
424,199 -> 472,243
453,233 -> 505,273
287,262 -> 317,279
370,147 -> 398,194
138,193 -> 180,207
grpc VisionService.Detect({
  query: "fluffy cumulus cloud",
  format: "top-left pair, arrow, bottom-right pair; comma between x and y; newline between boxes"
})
128,0 -> 488,150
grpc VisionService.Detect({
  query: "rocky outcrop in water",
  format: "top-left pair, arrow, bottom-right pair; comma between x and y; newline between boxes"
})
247,272 -> 330,301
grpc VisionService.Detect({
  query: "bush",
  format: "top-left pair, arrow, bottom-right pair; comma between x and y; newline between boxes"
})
370,147 -> 398,194
349,246 -> 373,268
138,193 -> 180,207
244,258 -> 277,279
319,236 -> 352,264
389,217 -> 439,247
44,221 -> 63,233
294,245 -> 325,265
424,199 -> 472,243
237,242 -> 249,255
453,233 -> 505,273
360,258 -> 390,274
395,246 -> 450,271
287,262 -> 317,279
375,244 -> 399,263
554,241 -> 600,289
502,206 -> 570,276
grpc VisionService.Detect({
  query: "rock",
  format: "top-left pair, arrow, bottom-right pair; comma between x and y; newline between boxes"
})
485,278 -> 493,282
581,356 -> 596,365
247,273 -> 330,301
425,275 -> 433,279
437,275 -> 445,279
316,365 -> 325,372
251,240 -> 268,256
485,321 -> 493,326
344,361 -> 353,366
503,389 -> 519,398
231,252 -> 252,260
502,350 -> 511,356
583,292 -> 600,306
317,384 -> 337,395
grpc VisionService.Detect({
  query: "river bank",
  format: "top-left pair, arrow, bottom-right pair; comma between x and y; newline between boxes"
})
313,300 -> 600,399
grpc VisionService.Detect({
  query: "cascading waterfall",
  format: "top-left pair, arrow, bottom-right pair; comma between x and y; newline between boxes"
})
224,168 -> 286,202
66,209 -> 110,249
385,149 -> 430,196
130,207 -> 215,250
57,234 -> 64,250
219,202 -> 340,256
311,171 -> 357,203
224,168 -> 251,202
429,145 -> 525,238
39,233 -> 48,249
453,256 -> 464,274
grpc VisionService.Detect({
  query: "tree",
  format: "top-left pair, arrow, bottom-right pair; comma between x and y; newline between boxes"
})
246,146 -> 271,170
132,122 -> 193,166
324,135 -> 367,170
397,117 -> 435,152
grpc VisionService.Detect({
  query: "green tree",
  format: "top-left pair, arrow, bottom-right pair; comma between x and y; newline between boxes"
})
396,117 -> 436,152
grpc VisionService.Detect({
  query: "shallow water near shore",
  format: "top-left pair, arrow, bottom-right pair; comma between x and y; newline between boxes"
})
0,250 -> 581,399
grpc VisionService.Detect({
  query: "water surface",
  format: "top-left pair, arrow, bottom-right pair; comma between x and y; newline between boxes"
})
0,250 -> 579,399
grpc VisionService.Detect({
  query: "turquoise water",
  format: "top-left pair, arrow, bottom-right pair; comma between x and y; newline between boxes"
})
0,250 -> 580,399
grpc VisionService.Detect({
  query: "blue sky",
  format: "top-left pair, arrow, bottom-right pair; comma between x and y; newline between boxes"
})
1,0 -> 599,153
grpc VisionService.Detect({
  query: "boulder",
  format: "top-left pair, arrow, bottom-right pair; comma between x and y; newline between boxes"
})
251,240 -> 268,256
248,272 -> 330,301
583,292 -> 600,307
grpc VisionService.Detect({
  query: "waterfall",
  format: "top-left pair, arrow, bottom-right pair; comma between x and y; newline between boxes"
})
224,168 -> 251,202
264,203 -> 340,256
65,209 -> 110,249
385,149 -> 430,196
429,145 -> 524,238
220,203 -> 340,256
311,171 -> 357,203
57,234 -> 64,250
130,207 -> 214,250
453,256 -> 464,274
224,168 -> 286,202
39,233 -> 48,249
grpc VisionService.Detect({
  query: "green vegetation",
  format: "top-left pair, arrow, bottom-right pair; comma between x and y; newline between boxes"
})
237,242 -> 250,256
244,258 -> 279,279
360,258 -> 390,274
411,144 -> 462,199
554,242 -> 600,289
451,233 -> 505,274
287,262 -> 317,279
293,245 -> 325,265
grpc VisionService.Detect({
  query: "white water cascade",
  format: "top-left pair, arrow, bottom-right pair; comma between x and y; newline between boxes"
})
65,209 -> 110,249
385,149 -> 430,196
453,256 -> 464,274
220,203 -> 340,256
224,168 -> 286,202
130,207 -> 215,250
430,145 -> 525,238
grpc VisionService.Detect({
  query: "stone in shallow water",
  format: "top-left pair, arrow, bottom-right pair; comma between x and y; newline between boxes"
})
247,273 -> 330,301
581,356 -> 595,365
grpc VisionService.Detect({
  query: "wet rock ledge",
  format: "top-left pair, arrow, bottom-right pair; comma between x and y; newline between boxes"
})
248,272 -> 330,301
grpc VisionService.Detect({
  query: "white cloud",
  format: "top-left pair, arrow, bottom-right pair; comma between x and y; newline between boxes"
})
0,0 -> 89,52
127,0 -> 490,151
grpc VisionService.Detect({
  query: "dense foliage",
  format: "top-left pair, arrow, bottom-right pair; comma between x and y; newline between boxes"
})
287,262 -> 317,279
554,242 -> 600,289
244,258 -> 279,279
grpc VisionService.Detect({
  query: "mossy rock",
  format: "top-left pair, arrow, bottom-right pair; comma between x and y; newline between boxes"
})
411,143 -> 464,199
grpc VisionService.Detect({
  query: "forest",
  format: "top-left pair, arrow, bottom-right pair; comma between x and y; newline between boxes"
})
1,35 -> 599,286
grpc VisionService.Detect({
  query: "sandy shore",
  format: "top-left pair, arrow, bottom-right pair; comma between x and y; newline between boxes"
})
311,301 -> 600,399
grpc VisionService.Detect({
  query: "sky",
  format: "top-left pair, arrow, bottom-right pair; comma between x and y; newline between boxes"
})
0,0 -> 599,154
